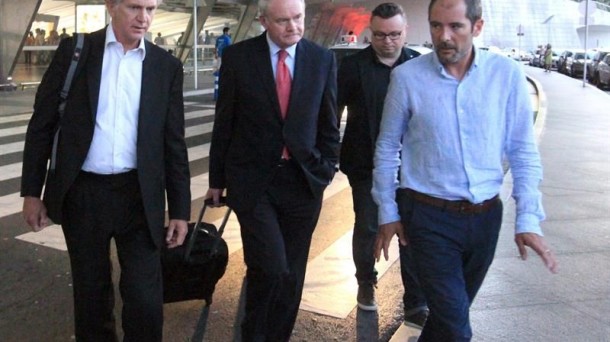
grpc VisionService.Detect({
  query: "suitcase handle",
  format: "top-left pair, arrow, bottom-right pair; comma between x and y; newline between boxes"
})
184,198 -> 232,262
203,196 -> 227,207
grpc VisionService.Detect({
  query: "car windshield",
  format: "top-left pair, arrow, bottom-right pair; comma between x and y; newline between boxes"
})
575,52 -> 593,59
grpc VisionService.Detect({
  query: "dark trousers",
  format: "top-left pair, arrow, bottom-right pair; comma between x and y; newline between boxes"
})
351,179 -> 426,312
235,160 -> 322,342
397,191 -> 502,342
61,171 -> 163,342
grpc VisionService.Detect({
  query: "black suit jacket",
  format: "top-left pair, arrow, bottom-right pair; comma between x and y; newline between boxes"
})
338,46 -> 420,183
21,27 -> 191,248
209,33 -> 340,212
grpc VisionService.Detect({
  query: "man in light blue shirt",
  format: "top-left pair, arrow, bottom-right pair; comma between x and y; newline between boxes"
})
372,0 -> 558,340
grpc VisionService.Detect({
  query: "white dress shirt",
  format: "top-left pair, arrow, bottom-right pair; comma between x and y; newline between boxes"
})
81,26 -> 146,174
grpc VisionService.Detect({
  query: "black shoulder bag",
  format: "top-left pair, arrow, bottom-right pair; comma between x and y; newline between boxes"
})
43,33 -> 85,223
49,33 -> 85,171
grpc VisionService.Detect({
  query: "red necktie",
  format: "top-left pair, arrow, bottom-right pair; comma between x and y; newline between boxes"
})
276,50 -> 291,159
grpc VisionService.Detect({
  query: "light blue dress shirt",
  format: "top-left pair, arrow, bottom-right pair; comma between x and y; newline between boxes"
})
372,48 -> 545,236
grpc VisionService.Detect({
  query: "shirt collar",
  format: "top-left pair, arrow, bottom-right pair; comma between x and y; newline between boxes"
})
266,33 -> 297,59
105,24 -> 146,60
471,46 -> 481,68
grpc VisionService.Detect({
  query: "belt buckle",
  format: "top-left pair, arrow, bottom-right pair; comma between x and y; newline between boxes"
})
458,201 -> 478,214
458,203 -> 468,213
278,158 -> 289,167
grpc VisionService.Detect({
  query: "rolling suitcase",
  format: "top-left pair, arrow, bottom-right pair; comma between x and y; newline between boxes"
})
161,199 -> 231,305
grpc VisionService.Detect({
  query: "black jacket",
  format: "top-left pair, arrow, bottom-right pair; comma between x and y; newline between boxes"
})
209,33 -> 340,212
21,27 -> 191,247
337,46 -> 420,182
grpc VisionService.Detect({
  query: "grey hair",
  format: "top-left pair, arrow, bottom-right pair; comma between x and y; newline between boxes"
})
106,0 -> 164,5
258,0 -> 305,17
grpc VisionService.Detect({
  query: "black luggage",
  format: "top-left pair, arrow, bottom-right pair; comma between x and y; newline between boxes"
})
161,199 -> 231,305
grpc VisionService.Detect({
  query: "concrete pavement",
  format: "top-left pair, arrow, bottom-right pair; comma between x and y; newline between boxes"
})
466,66 -> 610,341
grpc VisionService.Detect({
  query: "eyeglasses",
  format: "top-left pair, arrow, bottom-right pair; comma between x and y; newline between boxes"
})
372,31 -> 402,41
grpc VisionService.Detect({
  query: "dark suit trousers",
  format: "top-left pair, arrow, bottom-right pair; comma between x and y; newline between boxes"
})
61,171 -> 163,342
235,159 -> 322,342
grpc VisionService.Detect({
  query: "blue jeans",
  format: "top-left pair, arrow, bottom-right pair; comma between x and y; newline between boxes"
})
351,179 -> 426,312
397,190 -> 502,342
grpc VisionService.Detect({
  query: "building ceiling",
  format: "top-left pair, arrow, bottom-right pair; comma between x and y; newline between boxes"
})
35,0 -> 241,42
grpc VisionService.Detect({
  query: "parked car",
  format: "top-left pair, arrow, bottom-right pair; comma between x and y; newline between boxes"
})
405,44 -> 434,56
503,48 -> 531,61
539,48 -> 562,69
595,54 -> 610,89
557,49 -> 575,74
529,54 -> 541,67
565,50 -> 594,78
551,51 -> 561,69
588,48 -> 610,85
478,45 -> 503,55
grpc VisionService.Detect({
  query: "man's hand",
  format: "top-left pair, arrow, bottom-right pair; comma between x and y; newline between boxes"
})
204,188 -> 224,207
22,196 -> 49,232
515,232 -> 558,274
165,219 -> 189,249
374,221 -> 407,262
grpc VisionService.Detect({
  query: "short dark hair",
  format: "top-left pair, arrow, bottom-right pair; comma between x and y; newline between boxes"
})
428,0 -> 482,26
223,27 -> 230,33
371,2 -> 405,21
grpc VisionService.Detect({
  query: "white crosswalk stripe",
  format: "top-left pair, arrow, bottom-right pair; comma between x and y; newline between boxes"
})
1,141 -> 26,155
2,98 -> 395,319
0,113 -> 32,124
0,125 -> 27,136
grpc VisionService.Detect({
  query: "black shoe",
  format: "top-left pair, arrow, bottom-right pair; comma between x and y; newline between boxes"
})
356,284 -> 378,311
404,309 -> 429,329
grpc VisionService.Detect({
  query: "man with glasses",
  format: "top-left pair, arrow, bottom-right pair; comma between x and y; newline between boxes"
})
206,0 -> 339,340
338,2 -> 428,328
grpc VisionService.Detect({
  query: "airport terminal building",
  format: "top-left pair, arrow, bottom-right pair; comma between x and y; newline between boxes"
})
1,0 -> 609,86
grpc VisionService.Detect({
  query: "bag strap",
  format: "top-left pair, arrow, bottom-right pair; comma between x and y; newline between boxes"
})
50,33 -> 85,171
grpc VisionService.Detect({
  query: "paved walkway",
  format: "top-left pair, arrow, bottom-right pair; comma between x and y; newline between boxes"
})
471,67 -> 610,341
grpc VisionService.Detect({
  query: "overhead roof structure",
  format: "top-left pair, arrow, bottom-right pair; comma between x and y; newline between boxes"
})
2,0 -> 609,84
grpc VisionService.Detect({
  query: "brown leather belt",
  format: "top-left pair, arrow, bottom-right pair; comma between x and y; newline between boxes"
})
401,188 -> 499,214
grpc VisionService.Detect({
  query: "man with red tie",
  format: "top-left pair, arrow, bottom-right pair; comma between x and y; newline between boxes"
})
206,0 -> 340,340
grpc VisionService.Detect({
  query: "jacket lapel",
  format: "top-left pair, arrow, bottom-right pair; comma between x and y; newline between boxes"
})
289,41 -> 308,118
252,34 -> 282,120
140,40 -> 157,125
359,48 -> 380,144
87,28 -> 105,121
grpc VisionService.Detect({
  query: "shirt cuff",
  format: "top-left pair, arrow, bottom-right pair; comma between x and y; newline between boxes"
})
378,202 -> 401,226
515,212 -> 543,236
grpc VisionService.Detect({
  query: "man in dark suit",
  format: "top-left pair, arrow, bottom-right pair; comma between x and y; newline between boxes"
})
337,2 -> 428,328
206,0 -> 340,340
21,0 -> 191,340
